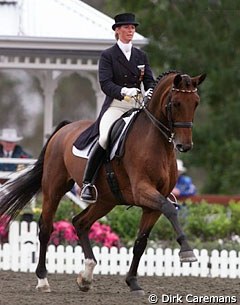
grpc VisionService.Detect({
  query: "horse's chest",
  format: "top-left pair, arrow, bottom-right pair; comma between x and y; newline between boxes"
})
157,171 -> 176,194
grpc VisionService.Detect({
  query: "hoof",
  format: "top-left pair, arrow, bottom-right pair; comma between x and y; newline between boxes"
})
36,285 -> 51,293
36,278 -> 51,292
131,289 -> 145,297
77,273 -> 92,292
179,250 -> 197,263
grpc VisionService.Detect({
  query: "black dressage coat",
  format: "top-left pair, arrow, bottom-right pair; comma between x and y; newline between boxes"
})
74,43 -> 155,149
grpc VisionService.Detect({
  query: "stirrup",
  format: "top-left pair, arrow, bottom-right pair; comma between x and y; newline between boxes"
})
167,192 -> 180,209
80,183 -> 98,204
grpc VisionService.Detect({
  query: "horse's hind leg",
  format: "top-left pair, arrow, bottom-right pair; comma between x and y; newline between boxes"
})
35,177 -> 73,292
35,209 -> 53,292
72,202 -> 114,292
126,209 -> 161,295
35,193 -> 61,292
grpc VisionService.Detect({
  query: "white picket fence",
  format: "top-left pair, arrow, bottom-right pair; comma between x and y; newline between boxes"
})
0,221 -> 240,278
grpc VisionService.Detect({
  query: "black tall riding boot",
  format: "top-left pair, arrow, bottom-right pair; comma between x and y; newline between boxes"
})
80,142 -> 106,203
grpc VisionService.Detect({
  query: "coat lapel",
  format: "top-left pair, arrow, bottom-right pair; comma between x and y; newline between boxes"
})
114,44 -> 140,76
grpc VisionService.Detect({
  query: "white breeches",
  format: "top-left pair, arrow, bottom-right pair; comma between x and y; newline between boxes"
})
99,98 -> 140,149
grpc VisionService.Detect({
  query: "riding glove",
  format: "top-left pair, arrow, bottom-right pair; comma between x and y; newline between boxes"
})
144,88 -> 153,99
121,87 -> 140,97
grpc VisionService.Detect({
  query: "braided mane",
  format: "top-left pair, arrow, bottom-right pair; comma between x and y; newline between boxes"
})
153,70 -> 181,91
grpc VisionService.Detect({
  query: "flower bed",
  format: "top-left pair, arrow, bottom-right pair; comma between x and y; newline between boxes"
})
49,220 -> 120,248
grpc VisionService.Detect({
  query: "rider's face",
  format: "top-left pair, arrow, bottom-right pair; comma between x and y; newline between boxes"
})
116,24 -> 136,43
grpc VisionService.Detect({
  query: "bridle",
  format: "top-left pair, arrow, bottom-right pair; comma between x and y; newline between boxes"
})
141,86 -> 198,143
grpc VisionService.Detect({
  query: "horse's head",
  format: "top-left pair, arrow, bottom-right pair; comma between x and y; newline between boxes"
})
146,72 -> 206,152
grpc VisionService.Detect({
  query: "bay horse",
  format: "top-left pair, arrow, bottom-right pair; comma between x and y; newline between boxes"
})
0,71 -> 206,295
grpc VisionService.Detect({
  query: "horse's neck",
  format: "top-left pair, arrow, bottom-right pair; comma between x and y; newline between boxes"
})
134,112 -> 174,154
148,76 -> 174,117
145,86 -> 171,133
137,76 -> 176,153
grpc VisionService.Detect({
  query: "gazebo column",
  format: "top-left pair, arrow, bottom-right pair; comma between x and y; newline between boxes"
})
43,80 -> 54,142
37,70 -> 59,143
30,69 -> 102,144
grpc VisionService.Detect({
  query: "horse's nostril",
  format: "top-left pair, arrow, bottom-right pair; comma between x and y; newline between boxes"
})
176,144 -> 192,152
176,144 -> 184,152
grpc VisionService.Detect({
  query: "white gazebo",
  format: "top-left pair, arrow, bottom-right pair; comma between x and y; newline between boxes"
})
0,0 -> 147,142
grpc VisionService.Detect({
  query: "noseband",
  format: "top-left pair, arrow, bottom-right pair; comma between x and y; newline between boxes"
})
143,87 -> 198,143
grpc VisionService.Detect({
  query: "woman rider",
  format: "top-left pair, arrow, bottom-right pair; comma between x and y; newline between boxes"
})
74,13 -> 155,203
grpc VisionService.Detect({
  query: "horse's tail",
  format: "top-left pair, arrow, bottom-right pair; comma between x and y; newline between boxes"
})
0,120 -> 71,225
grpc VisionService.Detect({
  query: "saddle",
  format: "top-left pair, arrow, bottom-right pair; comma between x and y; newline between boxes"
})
107,108 -> 139,160
72,109 -> 140,160
72,109 -> 140,205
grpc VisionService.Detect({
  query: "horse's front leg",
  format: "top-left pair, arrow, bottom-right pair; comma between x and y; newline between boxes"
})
160,196 -> 196,262
134,185 -> 196,262
126,209 -> 161,295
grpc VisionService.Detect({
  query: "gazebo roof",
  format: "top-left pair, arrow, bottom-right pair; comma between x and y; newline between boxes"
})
0,0 -> 147,48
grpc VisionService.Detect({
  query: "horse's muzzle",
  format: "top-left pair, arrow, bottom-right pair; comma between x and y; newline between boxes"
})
176,143 -> 193,152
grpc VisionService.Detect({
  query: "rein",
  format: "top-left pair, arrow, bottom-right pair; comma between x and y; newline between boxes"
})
139,86 -> 198,143
142,107 -> 174,142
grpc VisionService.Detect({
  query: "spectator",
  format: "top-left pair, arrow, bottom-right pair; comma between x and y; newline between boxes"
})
0,128 -> 31,172
172,159 -> 197,199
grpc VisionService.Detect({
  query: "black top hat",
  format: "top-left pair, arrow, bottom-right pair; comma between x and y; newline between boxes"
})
112,13 -> 139,30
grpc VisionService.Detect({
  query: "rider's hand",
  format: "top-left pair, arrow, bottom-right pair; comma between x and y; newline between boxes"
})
121,87 -> 140,98
144,88 -> 153,99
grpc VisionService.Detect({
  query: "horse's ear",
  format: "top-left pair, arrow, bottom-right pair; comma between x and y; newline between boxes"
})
173,74 -> 182,88
192,73 -> 207,87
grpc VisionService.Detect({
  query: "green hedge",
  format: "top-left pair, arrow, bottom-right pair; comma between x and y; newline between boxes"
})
105,201 -> 240,250
30,198 -> 240,250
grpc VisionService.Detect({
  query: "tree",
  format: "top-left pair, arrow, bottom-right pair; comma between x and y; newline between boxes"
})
105,0 -> 240,194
